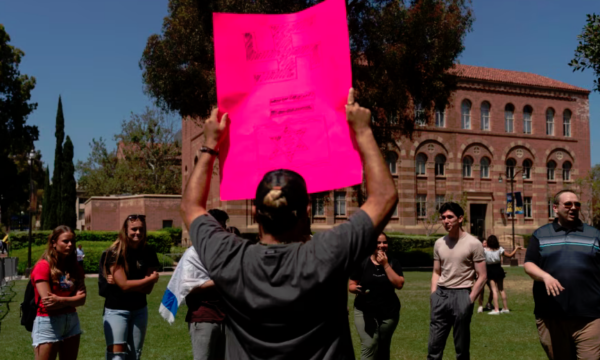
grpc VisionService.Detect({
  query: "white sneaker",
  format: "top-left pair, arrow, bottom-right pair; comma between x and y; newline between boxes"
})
488,310 -> 501,315
501,309 -> 510,314
477,306 -> 483,314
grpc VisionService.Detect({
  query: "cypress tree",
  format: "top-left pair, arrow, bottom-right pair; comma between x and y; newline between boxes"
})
41,167 -> 51,230
47,96 -> 64,229
60,136 -> 77,229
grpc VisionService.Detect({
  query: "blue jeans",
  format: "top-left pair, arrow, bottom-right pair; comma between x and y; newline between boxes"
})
103,307 -> 148,360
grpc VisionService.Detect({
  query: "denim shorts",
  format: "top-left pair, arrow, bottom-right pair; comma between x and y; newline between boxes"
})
32,312 -> 82,347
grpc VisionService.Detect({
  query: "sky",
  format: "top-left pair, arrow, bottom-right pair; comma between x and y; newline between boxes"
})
0,0 -> 598,172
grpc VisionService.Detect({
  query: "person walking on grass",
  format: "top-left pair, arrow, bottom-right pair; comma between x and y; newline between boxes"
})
180,89 -> 398,359
524,189 -> 600,360
31,226 -> 86,360
349,233 -> 404,360
477,235 -> 523,315
428,202 -> 486,360
101,214 -> 160,360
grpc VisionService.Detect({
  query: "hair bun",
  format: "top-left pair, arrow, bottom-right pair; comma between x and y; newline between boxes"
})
262,189 -> 288,209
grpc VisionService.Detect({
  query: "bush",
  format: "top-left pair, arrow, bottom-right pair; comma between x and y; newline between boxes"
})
520,234 -> 532,249
386,235 -> 437,267
162,227 -> 182,245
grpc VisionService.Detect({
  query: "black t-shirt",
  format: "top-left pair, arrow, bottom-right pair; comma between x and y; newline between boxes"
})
102,245 -> 159,311
350,257 -> 403,319
525,219 -> 600,319
191,210 -> 376,360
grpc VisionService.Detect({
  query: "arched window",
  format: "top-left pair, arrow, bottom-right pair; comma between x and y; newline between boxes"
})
505,104 -> 515,133
461,100 -> 471,129
435,105 -> 445,128
546,108 -> 555,135
523,105 -> 533,134
563,109 -> 572,137
481,101 -> 490,131
386,152 -> 399,174
416,153 -> 427,175
523,159 -> 532,179
435,154 -> 446,176
462,156 -> 473,177
506,158 -> 516,179
480,157 -> 490,178
563,161 -> 572,181
547,160 -> 557,180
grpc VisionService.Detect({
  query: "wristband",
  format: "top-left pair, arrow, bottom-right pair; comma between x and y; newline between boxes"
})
200,146 -> 219,156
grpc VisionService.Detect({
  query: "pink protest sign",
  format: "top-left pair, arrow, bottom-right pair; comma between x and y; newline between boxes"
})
213,0 -> 361,201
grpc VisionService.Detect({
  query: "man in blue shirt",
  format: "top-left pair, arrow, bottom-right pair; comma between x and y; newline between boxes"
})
524,189 -> 600,360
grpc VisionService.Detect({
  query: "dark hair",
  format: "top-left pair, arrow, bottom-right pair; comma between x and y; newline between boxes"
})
208,209 -> 229,228
379,233 -> 390,242
553,189 -> 578,205
227,226 -> 241,236
487,235 -> 500,250
438,202 -> 464,218
254,169 -> 309,236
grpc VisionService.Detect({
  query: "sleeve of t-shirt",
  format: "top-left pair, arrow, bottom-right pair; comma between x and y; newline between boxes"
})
433,240 -> 440,261
31,260 -> 50,284
311,209 -> 376,275
472,241 -> 485,262
190,213 -> 243,275
145,247 -> 160,269
499,247 -> 505,256
524,234 -> 541,264
391,258 -> 404,277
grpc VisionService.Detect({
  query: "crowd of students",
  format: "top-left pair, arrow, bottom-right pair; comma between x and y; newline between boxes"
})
27,89 -> 600,360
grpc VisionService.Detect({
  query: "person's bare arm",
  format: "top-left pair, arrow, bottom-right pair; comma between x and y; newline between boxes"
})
469,261 -> 487,303
188,280 -> 216,295
36,281 -> 87,310
503,246 -> 523,258
524,262 -> 565,297
111,266 -> 159,293
346,89 -> 398,233
181,108 -> 229,230
378,252 -> 404,289
348,279 -> 362,295
431,260 -> 441,294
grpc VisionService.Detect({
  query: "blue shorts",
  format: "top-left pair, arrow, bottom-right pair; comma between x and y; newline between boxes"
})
32,312 -> 82,347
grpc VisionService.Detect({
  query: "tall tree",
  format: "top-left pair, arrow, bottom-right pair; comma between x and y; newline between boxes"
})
47,96 -> 65,229
0,25 -> 39,227
570,13 -> 600,92
60,136 -> 77,229
76,107 -> 182,196
41,166 -> 51,230
140,0 -> 473,141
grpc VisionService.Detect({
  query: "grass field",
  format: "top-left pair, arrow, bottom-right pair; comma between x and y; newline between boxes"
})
0,268 -> 547,359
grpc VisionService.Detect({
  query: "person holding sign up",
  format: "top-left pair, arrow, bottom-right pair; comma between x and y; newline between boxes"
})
180,88 -> 398,360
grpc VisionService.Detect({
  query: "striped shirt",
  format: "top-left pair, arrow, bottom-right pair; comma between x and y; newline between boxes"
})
525,219 -> 600,319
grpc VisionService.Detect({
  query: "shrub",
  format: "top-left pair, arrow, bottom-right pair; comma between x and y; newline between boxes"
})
386,235 -> 437,267
520,234 -> 532,249
162,227 -> 182,245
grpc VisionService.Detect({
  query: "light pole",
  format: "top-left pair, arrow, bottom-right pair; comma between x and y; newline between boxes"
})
26,150 -> 35,277
498,167 -> 527,266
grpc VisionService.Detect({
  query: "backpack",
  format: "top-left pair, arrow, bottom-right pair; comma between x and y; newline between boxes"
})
20,280 -> 39,332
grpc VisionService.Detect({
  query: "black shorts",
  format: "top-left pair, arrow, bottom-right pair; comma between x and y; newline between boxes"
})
486,263 -> 505,281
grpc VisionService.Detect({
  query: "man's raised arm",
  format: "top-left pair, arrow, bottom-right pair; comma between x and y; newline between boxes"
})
180,108 -> 229,230
346,89 -> 398,234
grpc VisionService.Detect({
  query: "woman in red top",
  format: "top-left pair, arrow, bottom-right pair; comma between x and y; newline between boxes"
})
30,226 -> 86,360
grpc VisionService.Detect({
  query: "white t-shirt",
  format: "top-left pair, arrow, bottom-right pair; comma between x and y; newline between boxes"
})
484,247 -> 504,265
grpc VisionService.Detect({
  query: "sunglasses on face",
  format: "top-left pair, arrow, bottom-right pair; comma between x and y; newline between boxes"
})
127,214 -> 146,222
561,202 -> 581,208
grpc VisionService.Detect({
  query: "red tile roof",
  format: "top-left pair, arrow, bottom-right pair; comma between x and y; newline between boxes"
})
452,64 -> 589,93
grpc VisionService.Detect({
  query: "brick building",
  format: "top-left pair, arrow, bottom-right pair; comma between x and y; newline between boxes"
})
180,64 -> 591,245
84,194 -> 182,232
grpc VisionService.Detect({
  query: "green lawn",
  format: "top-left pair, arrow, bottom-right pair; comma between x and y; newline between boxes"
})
0,268 -> 546,359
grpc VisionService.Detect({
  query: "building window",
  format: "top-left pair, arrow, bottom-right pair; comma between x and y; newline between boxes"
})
562,161 -> 572,181
334,192 -> 346,216
386,152 -> 398,174
435,106 -> 445,128
524,197 -> 532,218
435,195 -> 445,210
546,108 -> 555,135
416,195 -> 427,217
505,104 -> 515,133
462,157 -> 473,177
523,159 -> 532,179
548,199 -> 554,218
392,205 -> 398,217
547,161 -> 556,180
435,154 -> 446,176
312,194 -> 325,216
415,102 -> 425,126
480,101 -> 490,131
162,220 -> 173,228
563,109 -> 572,137
461,100 -> 471,129
506,158 -> 516,179
523,105 -> 533,134
416,153 -> 427,175
480,157 -> 490,178
79,210 -> 85,221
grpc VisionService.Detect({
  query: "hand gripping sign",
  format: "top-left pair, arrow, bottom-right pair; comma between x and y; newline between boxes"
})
213,0 -> 361,200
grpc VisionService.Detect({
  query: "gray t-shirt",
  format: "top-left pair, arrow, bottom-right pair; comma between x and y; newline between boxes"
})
191,210 -> 376,360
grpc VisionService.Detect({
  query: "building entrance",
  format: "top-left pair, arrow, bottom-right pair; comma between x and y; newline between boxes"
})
470,204 -> 487,240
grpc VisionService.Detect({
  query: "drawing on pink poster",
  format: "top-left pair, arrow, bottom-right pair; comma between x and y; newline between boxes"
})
213,0 -> 361,200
